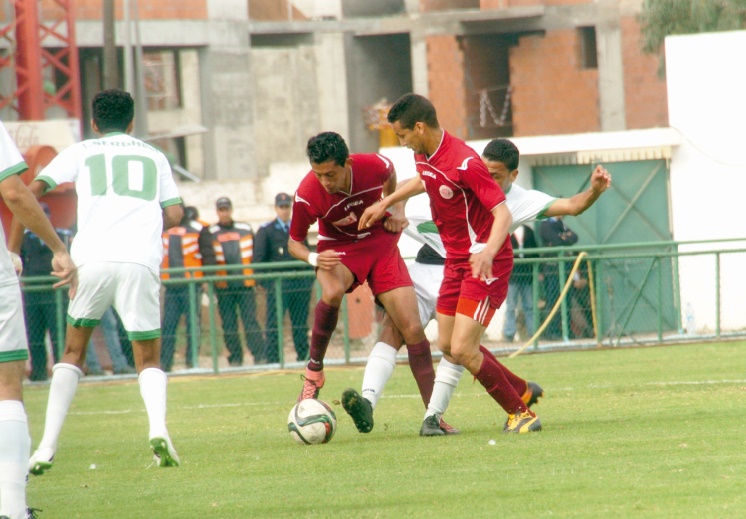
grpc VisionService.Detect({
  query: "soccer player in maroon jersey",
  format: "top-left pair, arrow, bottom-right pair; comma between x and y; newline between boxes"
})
359,94 -> 542,434
289,131 -> 448,434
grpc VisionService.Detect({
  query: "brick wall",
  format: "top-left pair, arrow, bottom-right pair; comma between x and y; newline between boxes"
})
68,0 -> 208,21
509,30 -> 599,135
426,35 -> 469,138
621,16 -> 669,129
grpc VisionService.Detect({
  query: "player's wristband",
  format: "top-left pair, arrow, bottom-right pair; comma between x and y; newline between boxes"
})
308,253 -> 319,267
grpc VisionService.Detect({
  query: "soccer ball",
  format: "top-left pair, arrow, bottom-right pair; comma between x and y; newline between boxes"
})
287,399 -> 337,445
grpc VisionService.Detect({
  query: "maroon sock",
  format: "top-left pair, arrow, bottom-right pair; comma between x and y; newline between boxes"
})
480,345 -> 528,396
407,338 -> 435,408
474,352 -> 526,415
307,300 -> 339,372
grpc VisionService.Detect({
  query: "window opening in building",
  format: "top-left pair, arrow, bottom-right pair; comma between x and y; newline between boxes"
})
578,26 -> 598,70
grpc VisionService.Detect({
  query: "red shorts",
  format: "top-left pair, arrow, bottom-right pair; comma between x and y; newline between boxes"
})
436,257 -> 511,326
318,231 -> 413,296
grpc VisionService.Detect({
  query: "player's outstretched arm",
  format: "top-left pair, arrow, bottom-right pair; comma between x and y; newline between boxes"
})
1,175 -> 78,297
545,165 -> 611,218
359,176 -> 425,230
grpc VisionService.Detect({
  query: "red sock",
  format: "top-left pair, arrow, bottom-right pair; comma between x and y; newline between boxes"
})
480,345 -> 528,396
407,338 -> 435,408
474,352 -> 526,415
307,300 -> 339,372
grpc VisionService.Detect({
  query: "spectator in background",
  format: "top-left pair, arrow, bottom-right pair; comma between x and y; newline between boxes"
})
160,204 -> 216,371
570,257 -> 594,339
186,205 -> 209,227
20,203 -> 73,381
254,192 -> 315,363
210,197 -> 264,365
85,306 -> 136,375
539,215 -> 578,339
503,224 -> 539,343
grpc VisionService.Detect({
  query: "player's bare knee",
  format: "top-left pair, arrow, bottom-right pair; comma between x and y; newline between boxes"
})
320,287 -> 345,307
438,338 -> 452,357
399,321 -> 426,344
450,347 -> 480,373
378,320 -> 403,348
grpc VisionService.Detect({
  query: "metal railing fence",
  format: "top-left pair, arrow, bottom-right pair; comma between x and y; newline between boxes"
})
19,238 -> 746,376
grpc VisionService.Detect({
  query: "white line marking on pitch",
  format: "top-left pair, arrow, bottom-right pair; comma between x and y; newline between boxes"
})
65,378 -> 746,416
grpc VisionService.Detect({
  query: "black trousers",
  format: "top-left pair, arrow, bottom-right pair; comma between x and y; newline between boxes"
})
264,280 -> 312,363
216,286 -> 263,365
161,285 -> 201,371
23,292 -> 63,381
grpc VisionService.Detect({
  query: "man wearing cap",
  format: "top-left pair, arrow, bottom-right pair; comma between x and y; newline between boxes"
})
254,193 -> 314,363
19,203 -> 74,381
160,203 -> 216,371
210,197 -> 264,365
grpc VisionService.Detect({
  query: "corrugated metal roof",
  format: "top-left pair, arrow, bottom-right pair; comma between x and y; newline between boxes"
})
470,127 -> 681,165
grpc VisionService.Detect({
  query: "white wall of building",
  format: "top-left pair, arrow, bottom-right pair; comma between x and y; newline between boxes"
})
666,31 -> 746,242
666,31 -> 746,333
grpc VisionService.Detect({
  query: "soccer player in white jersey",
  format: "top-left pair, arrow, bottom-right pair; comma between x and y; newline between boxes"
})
0,121 -> 77,519
12,90 -> 184,473
358,137 -> 610,435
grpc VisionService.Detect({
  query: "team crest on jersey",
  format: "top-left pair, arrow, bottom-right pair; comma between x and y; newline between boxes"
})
439,185 -> 454,199
333,212 -> 358,227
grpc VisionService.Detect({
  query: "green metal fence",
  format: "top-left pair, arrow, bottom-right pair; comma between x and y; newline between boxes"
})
19,238 -> 746,378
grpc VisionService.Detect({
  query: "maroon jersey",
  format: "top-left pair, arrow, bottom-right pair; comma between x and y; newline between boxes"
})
414,131 -> 511,262
290,153 -> 394,249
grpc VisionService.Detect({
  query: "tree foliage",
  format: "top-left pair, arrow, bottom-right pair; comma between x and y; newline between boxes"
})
640,0 -> 746,55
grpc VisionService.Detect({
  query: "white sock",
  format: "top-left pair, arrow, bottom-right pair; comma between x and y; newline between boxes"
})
361,342 -> 397,409
139,368 -> 169,440
425,357 -> 465,419
0,400 -> 30,519
36,363 -> 83,454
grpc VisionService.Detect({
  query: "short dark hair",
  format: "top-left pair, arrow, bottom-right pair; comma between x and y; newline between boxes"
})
482,138 -> 520,171
92,89 -> 135,133
306,132 -> 349,167
185,206 -> 199,221
387,93 -> 439,130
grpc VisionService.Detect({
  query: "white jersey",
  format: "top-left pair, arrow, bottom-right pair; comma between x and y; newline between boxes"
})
37,132 -> 181,273
0,122 -> 28,288
404,182 -> 556,258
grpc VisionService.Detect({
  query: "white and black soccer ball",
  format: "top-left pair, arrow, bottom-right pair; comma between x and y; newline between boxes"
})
288,398 -> 337,445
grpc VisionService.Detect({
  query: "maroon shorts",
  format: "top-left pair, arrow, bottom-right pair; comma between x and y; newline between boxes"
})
318,231 -> 413,296
436,257 -> 511,326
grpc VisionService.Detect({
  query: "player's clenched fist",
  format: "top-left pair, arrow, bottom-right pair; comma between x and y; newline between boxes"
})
315,250 -> 343,271
590,165 -> 611,193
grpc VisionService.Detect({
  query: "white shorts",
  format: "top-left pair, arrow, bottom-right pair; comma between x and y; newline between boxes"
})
408,261 -> 445,329
67,262 -> 161,340
0,282 -> 28,363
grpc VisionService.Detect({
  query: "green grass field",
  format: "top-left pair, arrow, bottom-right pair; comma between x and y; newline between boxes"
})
23,341 -> 746,518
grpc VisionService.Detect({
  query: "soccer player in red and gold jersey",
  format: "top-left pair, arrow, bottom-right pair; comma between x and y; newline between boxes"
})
359,94 -> 542,434
289,131 -> 447,434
